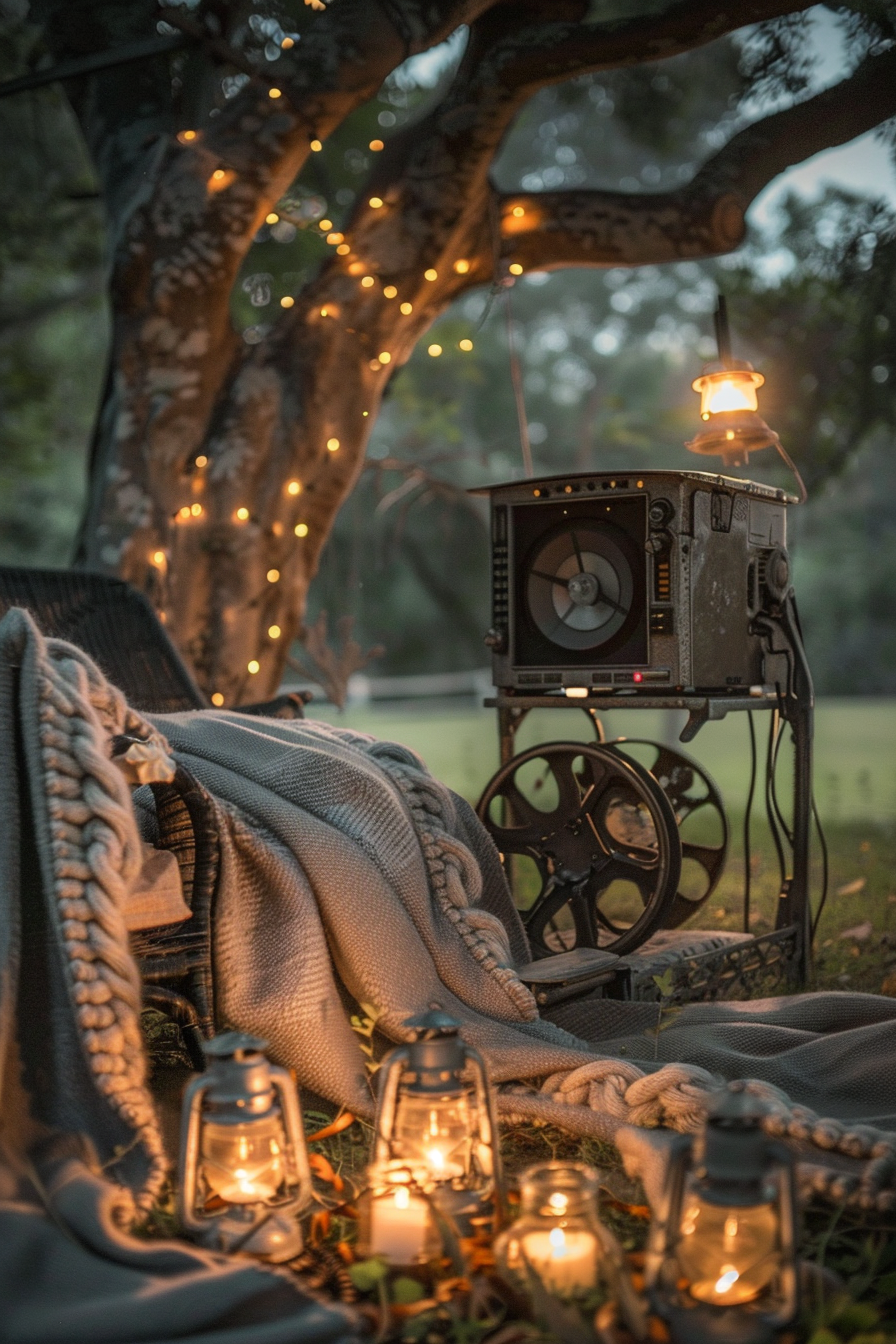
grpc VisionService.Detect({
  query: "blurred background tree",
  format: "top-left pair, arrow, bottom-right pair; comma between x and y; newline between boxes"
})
0,1 -> 894,696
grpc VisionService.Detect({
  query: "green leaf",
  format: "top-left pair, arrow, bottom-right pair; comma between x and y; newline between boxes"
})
391,1276 -> 426,1305
348,1256 -> 390,1292
805,1329 -> 842,1344
652,969 -> 675,998
832,1304 -> 881,1335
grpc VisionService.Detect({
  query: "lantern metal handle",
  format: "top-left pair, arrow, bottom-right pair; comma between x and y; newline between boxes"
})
373,1045 -> 410,1164
178,1072 -> 213,1234
268,1062 -> 313,1213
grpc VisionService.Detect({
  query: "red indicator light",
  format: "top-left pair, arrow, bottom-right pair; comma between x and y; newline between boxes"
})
633,671 -> 643,683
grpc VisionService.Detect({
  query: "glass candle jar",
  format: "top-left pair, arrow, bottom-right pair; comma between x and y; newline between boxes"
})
495,1162 -> 604,1299
357,1161 -> 441,1266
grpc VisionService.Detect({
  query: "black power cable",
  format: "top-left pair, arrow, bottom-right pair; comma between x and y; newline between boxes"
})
765,709 -> 788,890
743,711 -> 757,934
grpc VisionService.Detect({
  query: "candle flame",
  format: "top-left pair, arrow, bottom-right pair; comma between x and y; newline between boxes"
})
426,1147 -> 445,1171
703,378 -> 756,415
394,1186 -> 410,1210
548,1226 -> 567,1256
714,1266 -> 740,1295
548,1192 -> 568,1213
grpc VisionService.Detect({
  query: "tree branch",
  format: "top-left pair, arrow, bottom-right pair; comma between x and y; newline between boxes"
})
495,44 -> 896,270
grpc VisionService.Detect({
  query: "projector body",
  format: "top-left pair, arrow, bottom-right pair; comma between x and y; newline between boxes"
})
476,469 -> 795,695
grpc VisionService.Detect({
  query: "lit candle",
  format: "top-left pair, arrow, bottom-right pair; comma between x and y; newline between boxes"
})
520,1225 -> 599,1296
369,1183 -> 431,1263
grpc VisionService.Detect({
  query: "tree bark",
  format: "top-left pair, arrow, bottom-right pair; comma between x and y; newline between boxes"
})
41,0 -> 894,703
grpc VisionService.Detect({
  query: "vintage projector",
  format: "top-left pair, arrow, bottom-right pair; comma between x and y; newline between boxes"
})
471,301 -> 815,1003
481,468 -> 793,696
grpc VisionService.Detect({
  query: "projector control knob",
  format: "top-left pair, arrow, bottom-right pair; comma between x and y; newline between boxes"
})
648,498 -> 674,527
765,546 -> 791,602
484,627 -> 507,653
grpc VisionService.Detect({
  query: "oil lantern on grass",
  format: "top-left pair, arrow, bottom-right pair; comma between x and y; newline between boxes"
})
686,296 -> 780,471
645,1087 -> 800,1344
368,1010 -> 502,1251
178,1032 -> 312,1262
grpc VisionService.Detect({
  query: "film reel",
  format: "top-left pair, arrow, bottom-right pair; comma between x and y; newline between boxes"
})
476,742 -> 681,957
604,740 -> 729,928
525,524 -> 634,651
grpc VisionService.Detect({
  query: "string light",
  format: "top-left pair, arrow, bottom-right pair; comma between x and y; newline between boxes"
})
459,338 -> 473,351
177,130 -> 198,144
348,261 -> 365,275
151,550 -> 166,567
268,624 -> 282,639
369,196 -> 383,209
512,205 -> 525,218
178,506 -> 192,520
336,243 -> 350,255
378,351 -> 391,364
281,36 -> 294,48
310,139 -> 322,152
369,138 -> 384,151
369,358 -> 381,370
268,88 -> 282,99
321,306 -> 331,317
208,168 -> 236,192
428,344 -> 442,357
326,232 -> 344,244
267,568 -> 280,583
211,692 -> 225,706
454,259 -> 470,274
295,522 -> 309,537
190,503 -> 203,516
327,437 -> 340,451
361,276 -> 375,288
383,285 -> 398,299
509,262 -> 524,275
195,454 -> 208,468
424,268 -> 437,281
280,295 -> 294,308
272,521 -> 284,537
266,212 -> 279,224
235,507 -> 250,521
247,660 -> 260,674
400,301 -> 413,315
319,219 -> 333,231
287,480 -> 302,495
362,410 -> 369,416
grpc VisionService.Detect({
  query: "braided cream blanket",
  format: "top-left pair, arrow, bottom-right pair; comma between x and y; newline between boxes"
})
4,608 -> 896,1227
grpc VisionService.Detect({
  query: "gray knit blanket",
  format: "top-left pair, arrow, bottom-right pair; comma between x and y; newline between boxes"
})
5,607 -> 896,1246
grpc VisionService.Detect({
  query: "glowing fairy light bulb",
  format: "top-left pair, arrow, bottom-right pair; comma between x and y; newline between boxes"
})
400,301 -> 413,315
369,196 -> 383,209
268,625 -> 282,639
287,480 -> 301,494
336,243 -> 350,255
195,454 -> 208,467
266,212 -> 279,224
383,285 -> 397,299
247,660 -> 260,674
378,351 -> 391,364
267,569 -> 280,583
509,262 -> 523,275
235,507 -> 249,521
459,339 -> 473,351
280,296 -> 294,308
211,692 -> 225,706
424,268 -> 437,281
361,276 -> 375,288
327,437 -> 340,451
512,205 -> 525,217
310,139 -> 322,152
454,259 -> 470,274
319,219 -> 333,231
369,139 -> 384,151
268,88 -> 282,99
294,523 -> 308,537
428,344 -> 442,357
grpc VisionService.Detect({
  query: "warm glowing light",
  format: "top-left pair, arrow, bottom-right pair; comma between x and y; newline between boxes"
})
327,437 -> 340,451
235,507 -> 250,521
281,36 -> 294,48
268,88 -> 282,99
177,129 -> 198,144
280,295 -> 295,308
565,687 -> 588,699
191,503 -> 202,516
272,521 -> 283,537
400,301 -> 413,314
336,243 -> 350,255
424,268 -> 437,281
287,480 -> 302,495
326,232 -> 343,245
383,285 -> 397,299
348,260 -> 365,275
207,168 -> 236,192
378,351 -> 391,364
394,1186 -> 410,1210
361,276 -> 375,288
454,259 -> 470,274
693,367 -> 764,418
267,568 -> 280,583
512,205 -> 525,218
369,138 -> 384,151
211,692 -> 225,706
548,1192 -> 568,1213
195,454 -> 208,468
319,219 -> 333,231
151,550 -> 166,566
310,139 -> 323,152
178,506 -> 191,520
428,344 -> 442,357
715,1267 -> 740,1295
459,338 -> 473,351
321,307 -> 330,317
369,196 -> 383,209
369,358 -> 382,371
247,660 -> 260,674
549,1227 -> 566,1252
426,1147 -> 446,1171
509,262 -> 523,275
268,624 -> 282,639
266,212 -> 279,224
295,522 -> 309,537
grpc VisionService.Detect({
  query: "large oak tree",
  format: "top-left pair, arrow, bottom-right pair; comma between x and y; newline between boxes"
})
15,0 -> 896,702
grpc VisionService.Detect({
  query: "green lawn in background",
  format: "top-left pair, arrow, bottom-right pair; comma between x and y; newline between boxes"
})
310,696 -> 896,994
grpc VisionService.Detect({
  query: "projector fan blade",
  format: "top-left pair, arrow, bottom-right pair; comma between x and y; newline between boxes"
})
525,524 -> 634,651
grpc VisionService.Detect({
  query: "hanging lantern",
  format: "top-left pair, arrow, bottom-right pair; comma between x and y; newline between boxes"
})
178,1032 -> 312,1261
645,1087 -> 800,1343
373,1011 -> 501,1228
686,296 -> 780,469
494,1162 -> 605,1299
